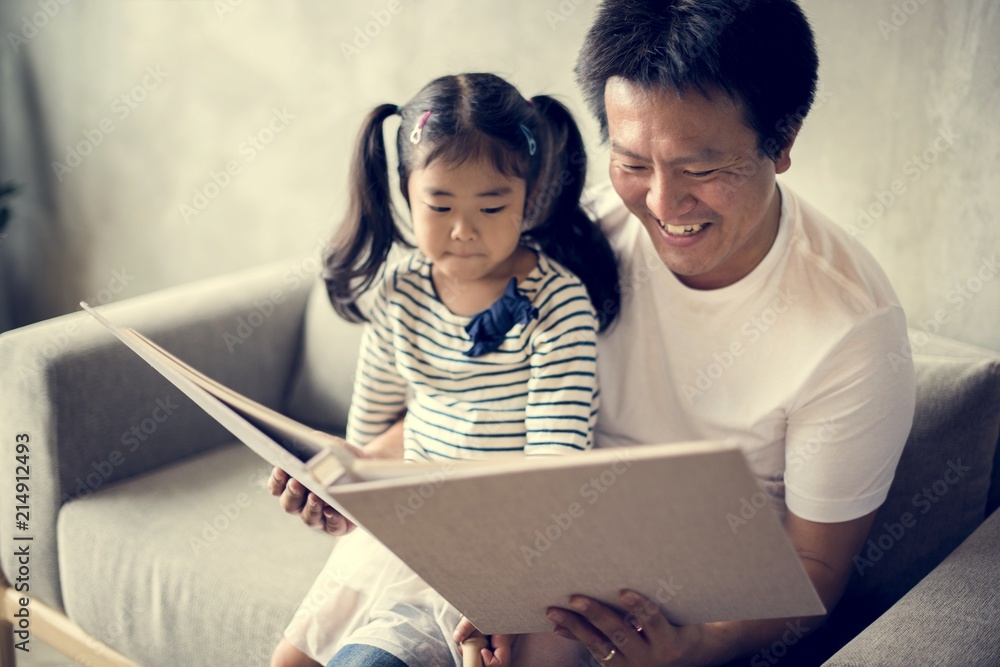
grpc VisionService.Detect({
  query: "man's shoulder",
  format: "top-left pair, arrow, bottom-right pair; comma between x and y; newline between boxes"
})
783,185 -> 903,313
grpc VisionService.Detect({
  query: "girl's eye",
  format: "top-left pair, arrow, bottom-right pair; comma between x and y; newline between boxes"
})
482,206 -> 506,214
428,205 -> 450,213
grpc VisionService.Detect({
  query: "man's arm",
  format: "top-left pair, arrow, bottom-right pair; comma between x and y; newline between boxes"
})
548,508 -> 876,666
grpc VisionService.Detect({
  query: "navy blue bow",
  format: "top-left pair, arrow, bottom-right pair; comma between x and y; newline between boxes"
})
464,278 -> 538,357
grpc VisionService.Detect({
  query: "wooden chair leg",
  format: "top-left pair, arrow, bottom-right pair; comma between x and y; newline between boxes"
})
0,618 -> 16,667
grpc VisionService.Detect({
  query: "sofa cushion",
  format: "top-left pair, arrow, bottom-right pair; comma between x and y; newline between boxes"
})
823,508 -> 1000,666
57,442 -> 334,666
284,278 -> 364,432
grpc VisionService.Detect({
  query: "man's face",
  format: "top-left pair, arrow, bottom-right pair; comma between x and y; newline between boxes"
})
605,77 -> 792,290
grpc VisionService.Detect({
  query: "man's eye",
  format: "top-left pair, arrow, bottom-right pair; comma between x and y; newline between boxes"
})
686,169 -> 717,178
620,163 -> 645,172
482,206 -> 506,214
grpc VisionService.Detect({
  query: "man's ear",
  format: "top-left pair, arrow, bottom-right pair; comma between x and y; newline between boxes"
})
774,125 -> 800,175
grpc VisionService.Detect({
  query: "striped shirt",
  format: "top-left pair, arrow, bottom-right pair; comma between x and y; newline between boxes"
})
346,249 -> 600,461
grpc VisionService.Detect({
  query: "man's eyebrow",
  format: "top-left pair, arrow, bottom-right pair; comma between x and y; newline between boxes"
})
609,141 -> 649,162
671,147 -> 727,165
610,141 -> 728,165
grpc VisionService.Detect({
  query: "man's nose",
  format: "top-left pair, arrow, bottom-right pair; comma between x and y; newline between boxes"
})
647,172 -> 697,222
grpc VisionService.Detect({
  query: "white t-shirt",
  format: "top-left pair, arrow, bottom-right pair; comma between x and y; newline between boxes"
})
592,182 -> 916,523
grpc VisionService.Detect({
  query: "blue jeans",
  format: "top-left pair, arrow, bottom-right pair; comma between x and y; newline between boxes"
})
326,644 -> 409,667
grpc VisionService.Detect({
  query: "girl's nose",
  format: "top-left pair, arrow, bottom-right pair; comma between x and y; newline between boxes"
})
451,217 -> 477,241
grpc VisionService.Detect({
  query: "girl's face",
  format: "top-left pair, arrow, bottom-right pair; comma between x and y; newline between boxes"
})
408,158 -> 527,283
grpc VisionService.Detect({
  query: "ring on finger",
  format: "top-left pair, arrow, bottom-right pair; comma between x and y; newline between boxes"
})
599,648 -> 617,662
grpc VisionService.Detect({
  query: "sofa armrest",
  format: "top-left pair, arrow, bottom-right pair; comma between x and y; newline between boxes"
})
823,508 -> 1000,666
0,260 -> 312,609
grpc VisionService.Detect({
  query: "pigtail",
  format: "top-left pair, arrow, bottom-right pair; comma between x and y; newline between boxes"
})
323,103 -> 410,322
525,96 -> 621,331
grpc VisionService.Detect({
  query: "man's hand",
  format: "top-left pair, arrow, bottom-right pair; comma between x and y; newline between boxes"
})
546,591 -> 726,667
547,510 -> 877,665
454,617 -> 515,667
267,467 -> 356,536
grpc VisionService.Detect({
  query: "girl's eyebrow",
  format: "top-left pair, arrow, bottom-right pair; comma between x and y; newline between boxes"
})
422,187 -> 514,197
476,186 -> 513,197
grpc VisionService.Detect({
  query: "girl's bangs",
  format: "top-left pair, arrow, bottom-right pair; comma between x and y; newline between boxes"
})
419,131 -> 528,180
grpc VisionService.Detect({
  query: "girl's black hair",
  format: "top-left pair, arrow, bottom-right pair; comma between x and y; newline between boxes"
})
324,73 -> 620,330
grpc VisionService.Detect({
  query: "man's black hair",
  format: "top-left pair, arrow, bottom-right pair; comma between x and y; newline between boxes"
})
575,0 -> 819,160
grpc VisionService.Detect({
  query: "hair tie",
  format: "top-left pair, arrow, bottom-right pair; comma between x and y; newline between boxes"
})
519,124 -> 536,156
409,110 -> 432,144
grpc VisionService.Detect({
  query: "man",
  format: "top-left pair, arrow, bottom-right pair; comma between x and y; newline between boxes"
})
273,1 -> 916,664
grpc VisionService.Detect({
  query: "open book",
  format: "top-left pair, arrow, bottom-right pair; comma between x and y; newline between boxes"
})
82,302 -> 825,634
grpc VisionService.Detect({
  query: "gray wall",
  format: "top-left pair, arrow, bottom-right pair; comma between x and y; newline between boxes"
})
1,0 -> 997,351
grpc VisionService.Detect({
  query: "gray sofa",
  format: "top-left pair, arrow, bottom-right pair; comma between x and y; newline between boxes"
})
1,260 -> 998,667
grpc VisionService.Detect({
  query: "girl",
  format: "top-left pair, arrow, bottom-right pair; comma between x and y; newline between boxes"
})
274,72 -> 619,667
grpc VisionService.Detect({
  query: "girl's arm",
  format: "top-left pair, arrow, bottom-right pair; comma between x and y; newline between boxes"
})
345,278 -> 409,448
524,283 -> 600,455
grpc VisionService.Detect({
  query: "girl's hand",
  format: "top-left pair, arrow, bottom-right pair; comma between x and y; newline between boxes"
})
267,467 -> 355,536
453,617 -> 516,667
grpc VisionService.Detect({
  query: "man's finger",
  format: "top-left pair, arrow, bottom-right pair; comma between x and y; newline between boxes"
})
546,606 -> 608,655
566,596 -> 635,648
620,590 -> 671,642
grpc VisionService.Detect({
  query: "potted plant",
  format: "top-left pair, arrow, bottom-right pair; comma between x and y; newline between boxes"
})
0,181 -> 20,333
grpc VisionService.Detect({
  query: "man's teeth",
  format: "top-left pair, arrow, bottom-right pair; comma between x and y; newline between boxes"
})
661,222 -> 709,236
